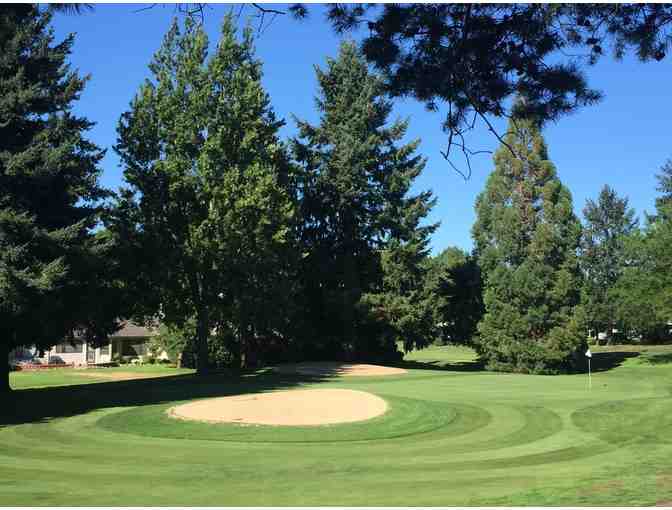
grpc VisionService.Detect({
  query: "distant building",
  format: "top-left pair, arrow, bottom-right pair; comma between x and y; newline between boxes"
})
14,321 -> 162,366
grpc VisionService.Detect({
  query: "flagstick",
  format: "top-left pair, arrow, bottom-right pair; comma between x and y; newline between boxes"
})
585,348 -> 593,391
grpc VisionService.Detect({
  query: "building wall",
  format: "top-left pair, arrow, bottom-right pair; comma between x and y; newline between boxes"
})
16,324 -> 165,366
43,344 -> 88,366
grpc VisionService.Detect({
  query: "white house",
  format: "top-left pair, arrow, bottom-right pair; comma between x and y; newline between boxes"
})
39,321 -> 159,366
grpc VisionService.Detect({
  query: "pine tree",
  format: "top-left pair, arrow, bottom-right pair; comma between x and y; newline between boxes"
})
361,178 -> 437,358
425,247 -> 484,345
292,41 -> 435,359
0,6 -> 114,393
655,159 -> 672,218
472,115 -> 585,374
611,161 -> 672,339
114,16 -> 294,374
580,185 -> 638,342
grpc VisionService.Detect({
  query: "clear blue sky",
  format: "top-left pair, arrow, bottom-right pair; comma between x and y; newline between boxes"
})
50,4 -> 672,254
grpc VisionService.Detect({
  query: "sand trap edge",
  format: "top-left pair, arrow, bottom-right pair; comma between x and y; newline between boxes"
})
274,362 -> 408,377
166,388 -> 389,427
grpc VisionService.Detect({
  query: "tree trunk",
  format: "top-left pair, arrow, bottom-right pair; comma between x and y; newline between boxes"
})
235,306 -> 246,370
343,252 -> 357,352
195,308 -> 209,376
1,342 -> 11,394
342,219 -> 360,358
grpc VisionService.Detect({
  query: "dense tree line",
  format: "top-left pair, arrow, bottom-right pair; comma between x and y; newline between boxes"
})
469,122 -> 672,373
607,163 -> 672,342
3,6 -> 672,391
0,6 -> 123,393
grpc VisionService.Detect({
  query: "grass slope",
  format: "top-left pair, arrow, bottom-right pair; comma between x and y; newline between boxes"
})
2,344 -> 672,506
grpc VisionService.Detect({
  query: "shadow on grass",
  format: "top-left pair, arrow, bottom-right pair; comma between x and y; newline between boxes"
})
396,351 -> 641,375
642,352 -> 672,365
588,351 -> 640,372
392,359 -> 486,373
1,367 -> 339,428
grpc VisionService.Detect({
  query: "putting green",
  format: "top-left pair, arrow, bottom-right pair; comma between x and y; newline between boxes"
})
3,344 -> 672,506
97,393 -> 465,442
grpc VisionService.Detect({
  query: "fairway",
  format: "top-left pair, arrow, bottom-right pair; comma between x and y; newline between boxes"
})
3,345 -> 672,506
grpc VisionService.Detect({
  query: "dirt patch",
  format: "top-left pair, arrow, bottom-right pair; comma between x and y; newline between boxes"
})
167,388 -> 388,426
274,362 -> 407,377
657,473 -> 672,490
577,479 -> 624,497
656,473 -> 672,506
75,371 -> 159,381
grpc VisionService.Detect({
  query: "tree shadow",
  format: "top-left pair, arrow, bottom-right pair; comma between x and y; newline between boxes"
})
396,351 -> 641,375
1,368 -> 336,428
642,352 -> 672,365
392,358 -> 485,373
588,351 -> 640,373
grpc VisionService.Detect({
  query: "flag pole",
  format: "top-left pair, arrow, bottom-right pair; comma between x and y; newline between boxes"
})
585,348 -> 593,391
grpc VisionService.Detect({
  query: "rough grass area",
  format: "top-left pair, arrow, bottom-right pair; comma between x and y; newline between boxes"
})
2,344 -> 672,506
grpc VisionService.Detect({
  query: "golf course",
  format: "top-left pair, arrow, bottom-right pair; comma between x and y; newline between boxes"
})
2,344 -> 672,506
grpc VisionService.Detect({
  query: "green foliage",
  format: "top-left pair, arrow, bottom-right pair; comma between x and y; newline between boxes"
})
579,185 -> 638,342
425,247 -> 484,345
292,41 -> 436,360
150,320 -> 195,364
113,16 -> 295,373
654,159 -> 672,218
610,165 -> 672,341
313,4 -> 672,168
360,242 -> 434,358
0,6 -> 118,392
472,114 -> 585,373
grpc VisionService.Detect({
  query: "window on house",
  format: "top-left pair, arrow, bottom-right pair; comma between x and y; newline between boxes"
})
98,344 -> 110,355
55,340 -> 84,353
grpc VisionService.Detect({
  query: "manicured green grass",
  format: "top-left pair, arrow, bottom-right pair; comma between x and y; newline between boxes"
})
2,344 -> 672,506
9,364 -> 194,389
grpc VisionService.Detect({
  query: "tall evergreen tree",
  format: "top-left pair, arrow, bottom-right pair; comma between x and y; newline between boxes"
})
654,159 -> 672,218
611,162 -> 672,339
472,114 -> 585,374
580,185 -> 638,342
114,16 -> 294,374
0,6 -> 115,393
292,41 -> 435,359
361,184 -> 437,358
425,247 -> 484,345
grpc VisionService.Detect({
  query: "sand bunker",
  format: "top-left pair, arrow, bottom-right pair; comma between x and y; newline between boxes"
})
274,362 -> 407,377
167,388 -> 388,426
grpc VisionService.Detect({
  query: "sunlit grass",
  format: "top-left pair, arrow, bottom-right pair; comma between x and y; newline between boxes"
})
2,343 -> 672,506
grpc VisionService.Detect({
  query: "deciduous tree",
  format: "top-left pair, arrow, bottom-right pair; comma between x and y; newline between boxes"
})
114,16 -> 294,374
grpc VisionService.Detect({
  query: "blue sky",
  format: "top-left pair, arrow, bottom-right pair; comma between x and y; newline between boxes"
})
50,4 -> 672,254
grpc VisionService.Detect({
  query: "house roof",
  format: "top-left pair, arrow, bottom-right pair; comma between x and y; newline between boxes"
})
111,321 -> 156,338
